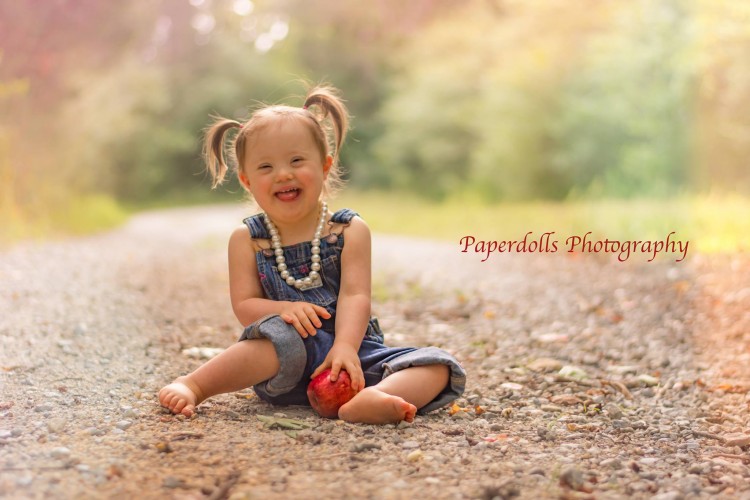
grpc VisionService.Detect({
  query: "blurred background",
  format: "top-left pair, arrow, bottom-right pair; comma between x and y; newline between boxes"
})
1,0 -> 748,250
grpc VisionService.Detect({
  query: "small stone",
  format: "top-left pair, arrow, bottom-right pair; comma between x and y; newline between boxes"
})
0,430 -> 12,439
603,403 -> 623,420
724,433 -> 750,447
688,463 -> 705,474
527,358 -> 563,372
402,440 -> 420,449
500,382 -> 524,391
559,466 -> 584,490
541,405 -> 562,413
600,458 -> 623,469
123,409 -> 139,419
558,366 -> 588,380
34,404 -> 53,413
50,447 -> 71,459
424,476 -> 440,484
46,418 -> 66,434
407,449 -> 423,462
652,492 -> 684,500
163,476 -> 184,489
116,420 -> 133,431
637,374 -> 659,386
639,457 -> 658,466
529,467 -> 545,476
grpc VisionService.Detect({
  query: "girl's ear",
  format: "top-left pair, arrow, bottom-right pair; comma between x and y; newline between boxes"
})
323,155 -> 333,178
238,172 -> 251,189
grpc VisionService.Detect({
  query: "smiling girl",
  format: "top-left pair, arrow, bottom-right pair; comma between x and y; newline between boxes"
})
158,85 -> 465,424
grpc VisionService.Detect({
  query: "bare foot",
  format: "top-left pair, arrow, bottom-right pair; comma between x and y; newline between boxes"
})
337,387 -> 417,424
158,376 -> 203,417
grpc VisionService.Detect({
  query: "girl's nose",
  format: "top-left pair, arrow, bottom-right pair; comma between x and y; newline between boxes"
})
274,166 -> 294,181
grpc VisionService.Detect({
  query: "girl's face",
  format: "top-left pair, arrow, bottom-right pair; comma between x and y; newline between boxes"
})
239,118 -> 332,227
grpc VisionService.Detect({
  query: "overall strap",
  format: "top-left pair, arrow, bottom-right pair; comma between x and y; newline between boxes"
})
243,208 -> 359,238
330,208 -> 359,224
243,214 -> 269,239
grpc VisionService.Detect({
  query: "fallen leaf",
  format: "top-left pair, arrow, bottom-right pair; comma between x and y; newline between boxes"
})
448,403 -> 462,416
474,405 -> 485,415
551,394 -> 584,406
155,442 -> 173,453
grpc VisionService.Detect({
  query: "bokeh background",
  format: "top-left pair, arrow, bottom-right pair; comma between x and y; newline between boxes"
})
1,0 -> 749,249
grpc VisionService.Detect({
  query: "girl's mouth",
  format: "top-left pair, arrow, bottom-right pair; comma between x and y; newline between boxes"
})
275,188 -> 300,201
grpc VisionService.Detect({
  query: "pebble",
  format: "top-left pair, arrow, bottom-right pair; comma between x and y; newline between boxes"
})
402,440 -> 420,449
724,433 -> 750,447
407,450 -> 423,462
50,447 -> 71,459
34,404 -> 53,413
46,418 -> 66,433
116,420 -> 133,430
600,458 -> 623,469
603,403 -> 623,420
559,466 -> 584,490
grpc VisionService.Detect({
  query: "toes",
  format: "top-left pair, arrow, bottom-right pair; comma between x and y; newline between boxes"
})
172,399 -> 187,414
181,406 -> 194,418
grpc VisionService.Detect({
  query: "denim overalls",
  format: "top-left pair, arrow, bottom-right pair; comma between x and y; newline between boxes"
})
238,208 -> 466,414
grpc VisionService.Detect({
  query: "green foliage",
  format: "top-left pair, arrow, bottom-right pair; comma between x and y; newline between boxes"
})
3,0 -> 750,242
550,0 -> 694,198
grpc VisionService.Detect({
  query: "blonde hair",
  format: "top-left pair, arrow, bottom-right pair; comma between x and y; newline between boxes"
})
203,85 -> 350,199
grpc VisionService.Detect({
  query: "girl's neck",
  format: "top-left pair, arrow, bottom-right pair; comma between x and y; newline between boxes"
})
269,205 -> 327,246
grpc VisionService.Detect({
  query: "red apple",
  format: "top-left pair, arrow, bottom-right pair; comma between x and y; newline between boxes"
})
307,368 -> 358,418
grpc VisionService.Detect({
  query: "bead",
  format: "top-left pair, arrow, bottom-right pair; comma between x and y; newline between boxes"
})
264,201 -> 329,289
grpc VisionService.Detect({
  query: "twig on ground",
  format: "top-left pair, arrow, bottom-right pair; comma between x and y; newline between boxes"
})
710,453 -> 750,464
207,470 -> 241,500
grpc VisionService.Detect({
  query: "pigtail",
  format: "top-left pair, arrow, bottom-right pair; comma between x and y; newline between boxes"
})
303,86 -> 350,170
203,118 -> 242,188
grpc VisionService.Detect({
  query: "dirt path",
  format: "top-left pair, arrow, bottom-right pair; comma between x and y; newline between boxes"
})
1,204 -> 748,499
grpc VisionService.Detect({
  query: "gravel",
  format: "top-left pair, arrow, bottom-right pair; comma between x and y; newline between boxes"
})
1,204 -> 749,499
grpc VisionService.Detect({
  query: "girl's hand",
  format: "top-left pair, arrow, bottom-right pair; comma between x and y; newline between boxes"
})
310,343 -> 365,393
279,301 -> 331,338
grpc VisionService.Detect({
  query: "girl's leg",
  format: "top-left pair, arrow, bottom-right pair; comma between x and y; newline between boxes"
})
338,364 -> 449,424
159,338 -> 279,417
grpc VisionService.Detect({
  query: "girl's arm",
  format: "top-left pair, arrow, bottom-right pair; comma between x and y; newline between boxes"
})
310,217 -> 371,391
227,226 -> 329,331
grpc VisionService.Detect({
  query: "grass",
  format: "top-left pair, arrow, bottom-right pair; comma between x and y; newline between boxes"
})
2,189 -> 748,254
336,190 -> 750,254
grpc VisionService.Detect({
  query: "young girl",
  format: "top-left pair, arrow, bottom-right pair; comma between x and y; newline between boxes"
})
159,85 -> 465,424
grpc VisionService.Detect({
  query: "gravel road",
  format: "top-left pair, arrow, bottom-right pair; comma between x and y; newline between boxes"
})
1,204 -> 749,499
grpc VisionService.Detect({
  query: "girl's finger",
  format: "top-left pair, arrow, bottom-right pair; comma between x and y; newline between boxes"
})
313,305 -> 332,319
289,316 -> 308,338
329,360 -> 343,381
297,313 -> 317,336
303,307 -> 322,329
310,361 -> 330,379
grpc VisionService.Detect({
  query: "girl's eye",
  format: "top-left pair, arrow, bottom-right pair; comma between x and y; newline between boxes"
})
259,164 -> 271,170
292,157 -> 303,163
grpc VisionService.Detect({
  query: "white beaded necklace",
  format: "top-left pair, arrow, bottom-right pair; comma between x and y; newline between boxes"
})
263,201 -> 328,290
